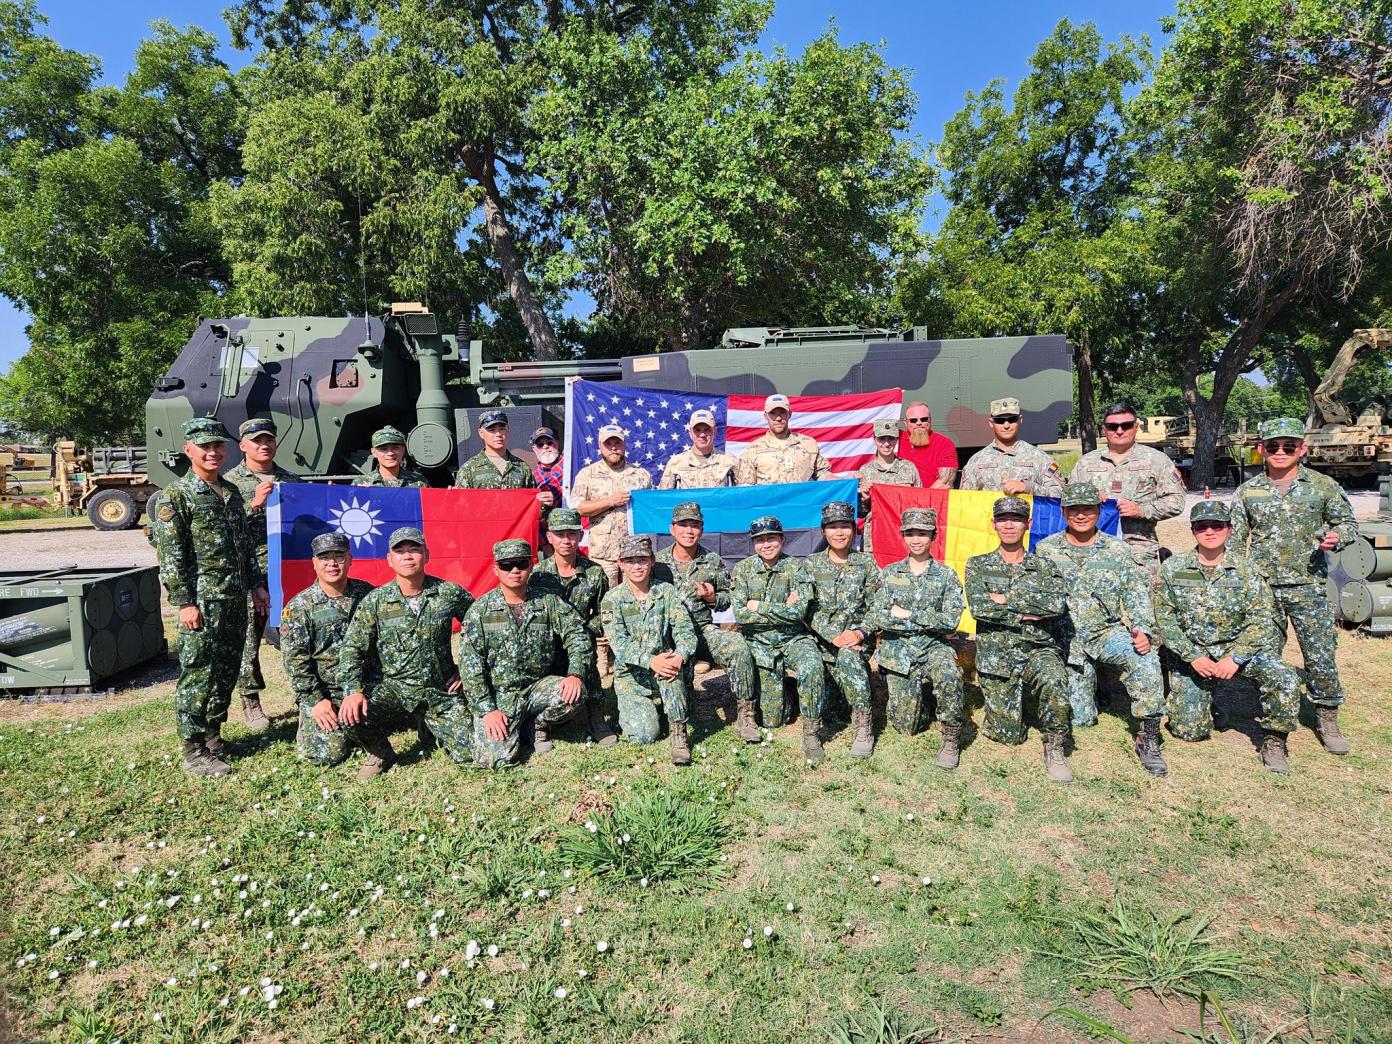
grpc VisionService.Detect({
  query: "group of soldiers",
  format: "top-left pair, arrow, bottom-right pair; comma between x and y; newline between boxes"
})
149,395 -> 1358,782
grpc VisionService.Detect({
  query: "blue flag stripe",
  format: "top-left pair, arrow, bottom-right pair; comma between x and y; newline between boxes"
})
1027,496 -> 1122,549
630,480 -> 859,536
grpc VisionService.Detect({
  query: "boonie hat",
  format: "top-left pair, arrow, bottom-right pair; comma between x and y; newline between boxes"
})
749,515 -> 783,537
239,418 -> 277,439
371,425 -> 407,448
389,526 -> 426,549
182,417 -> 232,446
900,507 -> 938,532
311,532 -> 350,555
992,496 -> 1030,520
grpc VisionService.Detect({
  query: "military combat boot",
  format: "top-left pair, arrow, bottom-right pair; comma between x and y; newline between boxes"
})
587,702 -> 619,748
182,737 -> 229,778
1314,705 -> 1350,755
936,723 -> 961,771
734,700 -> 761,743
240,695 -> 270,732
533,719 -> 555,754
1042,732 -> 1073,784
203,723 -> 242,759
849,708 -> 875,758
1259,729 -> 1291,774
356,737 -> 397,781
669,719 -> 692,766
801,717 -> 825,764
1134,717 -> 1169,777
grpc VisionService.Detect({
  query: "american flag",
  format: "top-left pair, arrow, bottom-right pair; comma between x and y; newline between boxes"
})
562,378 -> 903,490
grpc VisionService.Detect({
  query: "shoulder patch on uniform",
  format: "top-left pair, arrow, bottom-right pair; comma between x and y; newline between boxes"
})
158,504 -> 175,522
1047,462 -> 1060,474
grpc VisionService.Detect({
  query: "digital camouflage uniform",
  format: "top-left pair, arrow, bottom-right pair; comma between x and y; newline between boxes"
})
223,459 -> 296,703
959,441 -> 1064,496
453,450 -> 537,490
855,457 -> 920,554
1154,549 -> 1301,739
732,552 -> 826,726
964,549 -> 1071,744
531,552 -> 609,701
1035,531 -> 1164,726
865,558 -> 965,734
337,576 -> 476,763
1229,464 -> 1357,707
570,459 -> 653,584
805,549 -> 882,714
150,469 -> 260,741
458,587 -> 594,768
653,544 -> 756,703
1068,445 -> 1187,571
280,578 -> 374,765
659,448 -> 740,489
355,465 -> 429,488
735,432 -> 832,485
601,581 -> 698,742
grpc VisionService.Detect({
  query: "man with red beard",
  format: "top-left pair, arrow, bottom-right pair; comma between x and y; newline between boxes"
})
897,402 -> 958,489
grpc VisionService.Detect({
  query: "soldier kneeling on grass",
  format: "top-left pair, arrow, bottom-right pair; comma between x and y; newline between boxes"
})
601,535 -> 699,765
279,533 -> 376,774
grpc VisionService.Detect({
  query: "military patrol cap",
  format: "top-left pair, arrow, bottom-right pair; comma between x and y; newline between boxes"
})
873,418 -> 901,438
821,501 -> 856,525
992,496 -> 1031,520
618,535 -> 654,559
687,408 -> 717,429
547,507 -> 583,532
371,425 -> 407,448
1258,417 -> 1305,441
900,507 -> 938,532
182,417 -> 232,445
388,525 -> 426,549
492,539 -> 532,562
531,426 -> 556,444
597,423 -> 626,442
1060,481 -> 1102,507
1190,500 -> 1231,524
749,515 -> 783,536
763,393 -> 791,413
239,417 -> 278,440
479,409 -> 509,429
671,501 -> 703,523
310,532 -> 350,556
989,397 -> 1022,417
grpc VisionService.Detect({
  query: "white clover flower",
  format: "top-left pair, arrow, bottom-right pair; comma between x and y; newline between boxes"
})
481,998 -> 495,1010
577,969 -> 588,978
741,938 -> 753,949
464,941 -> 481,960
486,944 -> 498,958
561,918 -> 572,928
763,926 -> 774,937
416,970 -> 427,984
399,958 -> 412,969
595,940 -> 608,953
554,987 -> 568,1000
584,821 -> 598,834
921,877 -> 933,886
368,962 -> 379,972
239,986 -> 251,997
639,877 -> 649,888
785,902 -> 795,912
165,977 -> 178,987
48,970 -> 59,981
871,875 -> 881,885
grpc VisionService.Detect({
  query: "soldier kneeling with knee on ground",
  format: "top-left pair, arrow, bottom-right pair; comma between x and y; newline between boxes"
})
601,535 -> 699,764
1154,499 -> 1303,774
336,527 -> 477,778
866,508 -> 966,768
459,539 -> 593,768
279,532 -> 375,772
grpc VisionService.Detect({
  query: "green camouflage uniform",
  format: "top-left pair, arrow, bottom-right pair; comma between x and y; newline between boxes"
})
223,461 -> 296,701
865,559 -> 965,735
1035,531 -> 1164,726
532,554 -> 609,701
805,550 -> 882,715
653,544 -> 756,704
337,576 -> 476,762
1153,550 -> 1301,738
458,588 -> 594,768
453,451 -> 537,490
600,582 -> 698,742
149,471 -> 261,740
279,578 -> 374,765
1229,465 -> 1358,707
964,550 -> 1071,744
959,441 -> 1064,495
354,465 -> 429,488
1067,446 -> 1187,570
731,553 -> 825,726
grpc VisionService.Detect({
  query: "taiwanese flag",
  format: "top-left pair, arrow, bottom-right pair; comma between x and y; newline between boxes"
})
266,483 -> 540,626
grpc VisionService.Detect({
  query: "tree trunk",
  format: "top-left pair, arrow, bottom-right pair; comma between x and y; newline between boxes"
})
461,145 -> 562,361
1074,335 -> 1098,454
1185,395 -> 1224,491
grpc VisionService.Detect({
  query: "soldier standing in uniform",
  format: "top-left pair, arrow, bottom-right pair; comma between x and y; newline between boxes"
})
735,394 -> 832,485
531,508 -> 618,746
453,410 -> 555,513
653,502 -> 760,743
964,497 -> 1074,782
1229,417 -> 1359,754
356,426 -> 429,487
856,419 -> 921,553
279,533 -> 376,774
1036,482 -> 1169,776
865,508 -> 966,767
337,527 -> 476,776
805,502 -> 882,757
732,516 -> 828,762
1069,402 -> 1186,572
571,423 -> 653,586
459,540 -> 594,768
898,402 -> 958,489
223,417 -> 295,732
601,536 -> 699,763
960,397 -> 1064,495
150,418 -> 268,777
1155,499 -> 1303,773
660,409 -> 740,489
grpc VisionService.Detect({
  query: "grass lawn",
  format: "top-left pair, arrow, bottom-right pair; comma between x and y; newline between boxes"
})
2,626 -> 1391,1042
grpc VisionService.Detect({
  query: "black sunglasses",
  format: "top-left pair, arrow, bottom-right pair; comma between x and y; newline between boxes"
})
905,417 -> 931,424
497,558 -> 532,572
1103,420 -> 1137,432
1192,521 -> 1229,532
1262,440 -> 1302,453
991,414 -> 1020,424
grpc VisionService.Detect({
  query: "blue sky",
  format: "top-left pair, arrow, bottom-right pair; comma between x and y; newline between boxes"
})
0,0 -> 1175,376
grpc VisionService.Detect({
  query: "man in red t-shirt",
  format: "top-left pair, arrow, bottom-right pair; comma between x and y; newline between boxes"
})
898,402 -> 958,488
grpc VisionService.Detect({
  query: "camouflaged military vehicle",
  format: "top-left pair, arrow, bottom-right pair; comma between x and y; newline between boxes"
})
1303,328 -> 1392,481
86,308 -> 1073,529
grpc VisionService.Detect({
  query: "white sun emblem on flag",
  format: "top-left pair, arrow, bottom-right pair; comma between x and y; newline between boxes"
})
328,496 -> 384,546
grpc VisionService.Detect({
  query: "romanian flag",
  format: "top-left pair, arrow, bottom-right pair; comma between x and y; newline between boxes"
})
265,483 -> 540,626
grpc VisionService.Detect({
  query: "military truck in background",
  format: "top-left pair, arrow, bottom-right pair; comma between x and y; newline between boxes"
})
1303,328 -> 1392,481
